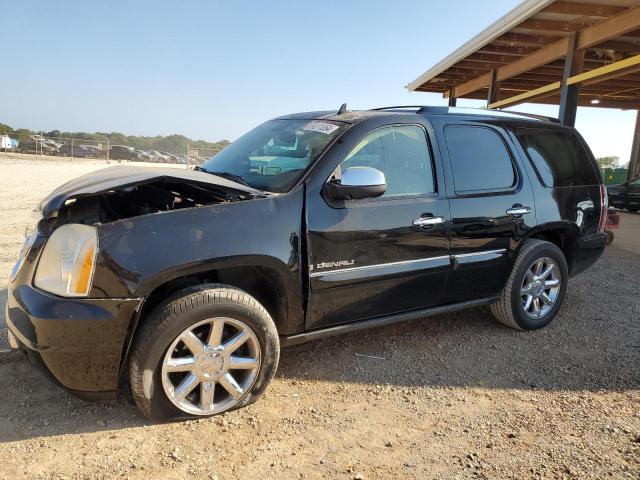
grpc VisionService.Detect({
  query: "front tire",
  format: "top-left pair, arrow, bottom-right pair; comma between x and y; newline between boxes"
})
491,239 -> 568,330
129,284 -> 279,421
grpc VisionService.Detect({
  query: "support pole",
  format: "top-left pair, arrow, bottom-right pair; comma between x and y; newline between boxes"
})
448,90 -> 457,107
559,33 -> 584,126
486,69 -> 500,108
629,110 -> 640,181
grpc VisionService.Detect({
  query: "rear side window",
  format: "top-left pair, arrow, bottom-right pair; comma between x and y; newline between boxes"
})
444,125 -> 516,193
518,129 -> 599,187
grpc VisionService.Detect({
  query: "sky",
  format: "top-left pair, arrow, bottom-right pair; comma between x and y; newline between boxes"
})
1,0 -> 636,164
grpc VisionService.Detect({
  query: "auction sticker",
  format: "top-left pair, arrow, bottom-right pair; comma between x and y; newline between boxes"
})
302,121 -> 340,134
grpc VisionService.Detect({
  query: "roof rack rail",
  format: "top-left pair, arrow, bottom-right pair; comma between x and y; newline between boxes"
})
501,109 -> 560,123
370,106 -> 426,111
370,105 -> 560,123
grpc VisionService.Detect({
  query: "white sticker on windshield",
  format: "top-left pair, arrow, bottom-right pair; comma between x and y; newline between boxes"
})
302,121 -> 340,135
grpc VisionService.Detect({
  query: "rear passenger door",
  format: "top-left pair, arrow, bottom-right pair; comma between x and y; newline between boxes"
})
432,119 -> 536,302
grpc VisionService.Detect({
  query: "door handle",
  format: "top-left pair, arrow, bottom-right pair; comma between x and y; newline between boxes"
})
506,206 -> 532,216
413,216 -> 445,227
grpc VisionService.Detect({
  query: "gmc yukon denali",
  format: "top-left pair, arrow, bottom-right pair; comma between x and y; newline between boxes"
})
7,106 -> 608,420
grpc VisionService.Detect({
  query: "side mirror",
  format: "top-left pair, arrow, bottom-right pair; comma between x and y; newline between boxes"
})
324,166 -> 387,201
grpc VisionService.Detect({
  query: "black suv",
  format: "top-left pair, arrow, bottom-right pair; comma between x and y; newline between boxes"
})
608,177 -> 640,212
7,106 -> 608,420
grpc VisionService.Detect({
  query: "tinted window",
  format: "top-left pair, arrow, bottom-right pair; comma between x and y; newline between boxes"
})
339,125 -> 435,197
518,129 -> 599,187
445,125 -> 515,192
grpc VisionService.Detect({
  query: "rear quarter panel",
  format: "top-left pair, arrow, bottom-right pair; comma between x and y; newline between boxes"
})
507,126 -> 606,274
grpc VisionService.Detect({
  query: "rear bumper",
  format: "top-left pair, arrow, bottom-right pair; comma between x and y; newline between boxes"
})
571,232 -> 607,277
6,283 -> 142,399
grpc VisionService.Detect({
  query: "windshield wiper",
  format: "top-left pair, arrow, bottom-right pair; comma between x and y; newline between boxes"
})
195,167 -> 251,187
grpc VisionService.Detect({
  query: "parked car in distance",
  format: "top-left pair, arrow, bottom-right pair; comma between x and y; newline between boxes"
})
58,144 -> 96,158
109,145 -> 138,161
161,151 -> 181,162
607,177 -> 640,212
148,150 -> 171,162
7,106 -> 608,421
134,149 -> 153,161
18,136 -> 60,155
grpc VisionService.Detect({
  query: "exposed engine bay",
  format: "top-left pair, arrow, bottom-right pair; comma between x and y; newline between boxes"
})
52,180 -> 255,228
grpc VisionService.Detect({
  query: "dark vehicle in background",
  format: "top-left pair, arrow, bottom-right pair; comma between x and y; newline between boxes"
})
608,177 -> 640,212
58,143 -> 91,158
58,144 -> 97,158
7,106 -> 607,421
109,145 -> 139,161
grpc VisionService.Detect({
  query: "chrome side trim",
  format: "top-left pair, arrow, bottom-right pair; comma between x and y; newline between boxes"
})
309,255 -> 450,278
452,249 -> 506,259
453,249 -> 507,267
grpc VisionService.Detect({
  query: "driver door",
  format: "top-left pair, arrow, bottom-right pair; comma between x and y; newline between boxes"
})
305,123 -> 451,330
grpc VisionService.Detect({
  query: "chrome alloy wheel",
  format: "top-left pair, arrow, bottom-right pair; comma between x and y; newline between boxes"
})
520,257 -> 561,319
161,317 -> 261,416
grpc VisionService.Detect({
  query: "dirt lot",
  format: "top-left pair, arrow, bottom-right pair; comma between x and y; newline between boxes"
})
0,159 -> 638,479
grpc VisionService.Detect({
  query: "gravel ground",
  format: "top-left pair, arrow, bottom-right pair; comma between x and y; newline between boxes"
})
0,159 -> 638,479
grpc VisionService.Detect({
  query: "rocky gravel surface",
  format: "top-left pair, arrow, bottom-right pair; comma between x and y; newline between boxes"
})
0,160 -> 638,479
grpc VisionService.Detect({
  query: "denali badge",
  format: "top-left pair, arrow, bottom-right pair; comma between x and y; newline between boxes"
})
316,260 -> 355,270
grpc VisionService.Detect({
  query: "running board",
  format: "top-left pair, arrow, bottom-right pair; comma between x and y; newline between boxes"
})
281,297 -> 497,347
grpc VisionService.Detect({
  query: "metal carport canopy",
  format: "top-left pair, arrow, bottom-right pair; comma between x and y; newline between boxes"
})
406,0 -> 640,178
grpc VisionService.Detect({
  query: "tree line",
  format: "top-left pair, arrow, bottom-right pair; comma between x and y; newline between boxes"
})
0,122 -> 229,155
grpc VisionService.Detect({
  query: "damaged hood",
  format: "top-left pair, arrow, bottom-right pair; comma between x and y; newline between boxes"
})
38,165 -> 264,218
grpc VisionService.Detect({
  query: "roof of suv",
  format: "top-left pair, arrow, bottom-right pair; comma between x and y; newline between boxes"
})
279,106 -> 569,129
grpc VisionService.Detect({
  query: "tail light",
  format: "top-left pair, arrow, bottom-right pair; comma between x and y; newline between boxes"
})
598,184 -> 608,233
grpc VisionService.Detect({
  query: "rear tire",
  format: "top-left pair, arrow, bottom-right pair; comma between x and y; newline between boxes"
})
490,239 -> 568,330
129,284 -> 279,421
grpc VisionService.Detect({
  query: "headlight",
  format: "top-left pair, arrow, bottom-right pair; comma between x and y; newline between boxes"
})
34,224 -> 98,297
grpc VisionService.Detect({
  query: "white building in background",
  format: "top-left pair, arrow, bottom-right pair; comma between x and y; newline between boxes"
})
0,135 -> 14,149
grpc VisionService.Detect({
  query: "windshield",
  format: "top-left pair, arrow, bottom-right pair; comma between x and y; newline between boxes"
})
200,119 -> 347,192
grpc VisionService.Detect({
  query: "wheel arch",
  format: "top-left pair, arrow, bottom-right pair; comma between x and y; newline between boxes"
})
118,260 -> 302,385
518,223 -> 579,274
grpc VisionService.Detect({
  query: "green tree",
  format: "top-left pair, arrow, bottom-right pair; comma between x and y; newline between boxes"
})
596,156 -> 619,169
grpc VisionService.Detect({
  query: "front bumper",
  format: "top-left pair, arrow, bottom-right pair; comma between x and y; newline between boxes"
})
6,283 -> 142,399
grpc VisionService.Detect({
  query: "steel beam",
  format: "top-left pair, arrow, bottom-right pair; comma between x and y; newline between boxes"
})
629,110 -> 640,181
486,69 -> 500,107
448,90 -> 457,107
559,34 -> 585,126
